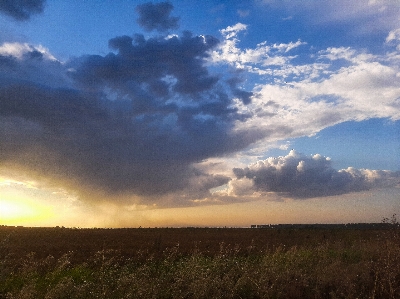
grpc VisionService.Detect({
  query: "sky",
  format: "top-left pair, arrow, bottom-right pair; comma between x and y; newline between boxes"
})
0,0 -> 399,228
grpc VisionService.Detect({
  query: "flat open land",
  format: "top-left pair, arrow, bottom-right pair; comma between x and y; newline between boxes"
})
0,224 -> 395,261
1,225 -> 399,298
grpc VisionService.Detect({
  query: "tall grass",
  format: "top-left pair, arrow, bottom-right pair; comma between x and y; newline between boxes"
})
1,224 -> 399,298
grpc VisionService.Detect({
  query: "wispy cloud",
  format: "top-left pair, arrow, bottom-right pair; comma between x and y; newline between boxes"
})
212,23 -> 400,145
211,24 -> 306,73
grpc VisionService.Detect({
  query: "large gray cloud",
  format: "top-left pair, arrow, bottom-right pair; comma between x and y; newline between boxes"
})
136,1 -> 179,32
75,32 -> 221,96
0,0 -> 45,21
233,150 -> 400,198
0,26 -> 257,204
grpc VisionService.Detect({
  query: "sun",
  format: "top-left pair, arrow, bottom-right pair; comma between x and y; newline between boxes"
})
0,198 -> 53,225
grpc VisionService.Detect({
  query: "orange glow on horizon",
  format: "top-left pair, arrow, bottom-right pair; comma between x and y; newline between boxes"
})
0,197 -> 54,226
0,175 -> 399,228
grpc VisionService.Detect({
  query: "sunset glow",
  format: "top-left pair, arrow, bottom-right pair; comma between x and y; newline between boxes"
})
0,197 -> 53,225
0,1 -> 399,227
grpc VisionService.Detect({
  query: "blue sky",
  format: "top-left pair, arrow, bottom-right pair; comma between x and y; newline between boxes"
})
0,0 -> 399,227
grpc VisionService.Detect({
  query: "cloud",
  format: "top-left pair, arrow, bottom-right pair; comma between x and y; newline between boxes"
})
386,28 -> 400,43
231,150 -> 399,198
0,6 -> 265,208
0,0 -> 45,21
0,81 -> 236,203
76,32 -> 221,95
227,76 -> 254,104
213,24 -> 400,144
211,24 -> 306,73
220,23 -> 247,39
1,6 -> 399,209
135,1 -> 179,32
0,29 -> 259,206
386,28 -> 400,51
0,42 -> 71,88
0,42 -> 56,60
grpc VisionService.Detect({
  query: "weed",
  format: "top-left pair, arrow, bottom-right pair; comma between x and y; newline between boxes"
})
1,225 -> 400,298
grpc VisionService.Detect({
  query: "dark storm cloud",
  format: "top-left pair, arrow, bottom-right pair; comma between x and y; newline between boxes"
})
0,0 -> 45,21
233,150 -> 400,198
136,1 -> 179,32
0,82 -> 226,198
76,32 -> 220,96
0,29 -> 258,203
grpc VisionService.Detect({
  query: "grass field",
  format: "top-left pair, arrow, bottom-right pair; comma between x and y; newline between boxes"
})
1,222 -> 399,298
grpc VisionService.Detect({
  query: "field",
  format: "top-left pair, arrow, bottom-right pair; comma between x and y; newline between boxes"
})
1,223 -> 399,299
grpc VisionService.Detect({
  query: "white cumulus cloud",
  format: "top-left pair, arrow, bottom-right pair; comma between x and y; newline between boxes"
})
229,150 -> 399,199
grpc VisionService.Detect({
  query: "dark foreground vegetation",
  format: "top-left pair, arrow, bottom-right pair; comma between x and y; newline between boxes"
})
1,220 -> 399,298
